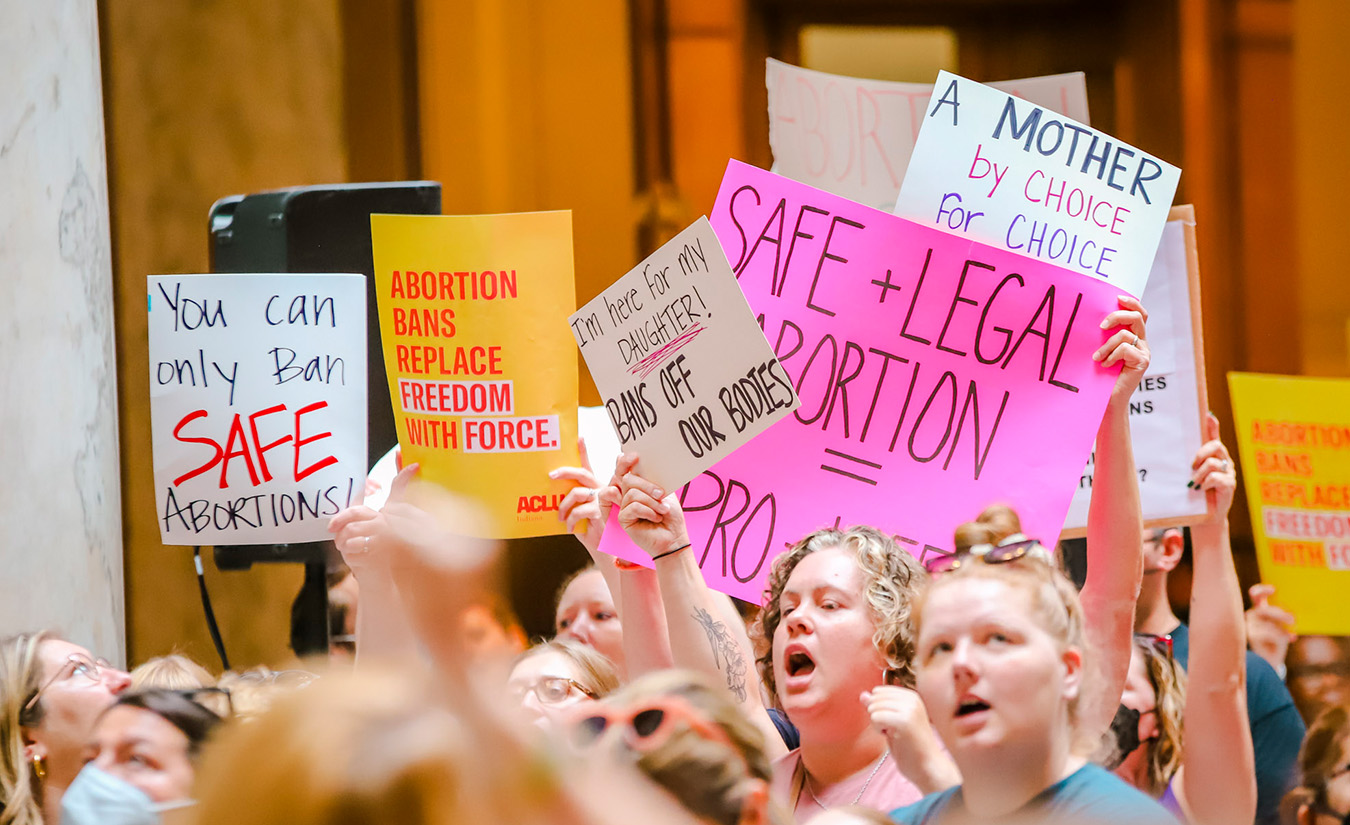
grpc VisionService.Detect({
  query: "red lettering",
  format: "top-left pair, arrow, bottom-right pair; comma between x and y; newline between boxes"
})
248,404 -> 291,482
294,401 -> 338,481
219,414 -> 262,489
172,409 -> 223,486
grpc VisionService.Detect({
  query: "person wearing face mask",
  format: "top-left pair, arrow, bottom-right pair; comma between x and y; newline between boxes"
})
62,688 -> 224,825
1,631 -> 132,824
1106,417 -> 1261,825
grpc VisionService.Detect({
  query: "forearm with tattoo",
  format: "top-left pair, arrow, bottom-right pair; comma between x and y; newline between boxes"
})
692,607 -> 748,702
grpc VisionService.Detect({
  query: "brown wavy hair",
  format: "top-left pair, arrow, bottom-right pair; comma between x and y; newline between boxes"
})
754,526 -> 928,702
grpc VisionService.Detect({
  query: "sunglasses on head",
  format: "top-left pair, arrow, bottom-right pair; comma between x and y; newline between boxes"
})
926,535 -> 1050,574
569,695 -> 735,755
1135,632 -> 1175,664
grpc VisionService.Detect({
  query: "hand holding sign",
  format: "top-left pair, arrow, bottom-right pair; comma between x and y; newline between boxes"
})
1094,295 -> 1152,405
1190,412 -> 1237,521
604,455 -> 693,561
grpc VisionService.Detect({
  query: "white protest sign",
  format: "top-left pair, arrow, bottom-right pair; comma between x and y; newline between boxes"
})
569,218 -> 800,492
149,274 -> 368,545
767,59 -> 1089,212
1063,208 -> 1210,532
895,71 -> 1180,298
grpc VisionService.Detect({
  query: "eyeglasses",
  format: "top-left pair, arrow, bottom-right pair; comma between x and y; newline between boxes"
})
512,676 -> 597,706
1136,632 -> 1175,664
569,695 -> 735,754
234,669 -> 318,689
926,536 -> 1050,574
175,687 -> 234,718
24,654 -> 115,711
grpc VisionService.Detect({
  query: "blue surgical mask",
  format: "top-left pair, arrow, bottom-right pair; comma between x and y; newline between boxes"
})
60,764 -> 192,825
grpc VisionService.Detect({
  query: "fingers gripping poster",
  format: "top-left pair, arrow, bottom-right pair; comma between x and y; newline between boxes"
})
148,274 -> 368,545
370,211 -> 580,539
600,161 -> 1128,601
569,218 -> 800,493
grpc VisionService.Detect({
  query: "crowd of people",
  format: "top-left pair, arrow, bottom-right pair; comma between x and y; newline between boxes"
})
4,302 -> 1350,825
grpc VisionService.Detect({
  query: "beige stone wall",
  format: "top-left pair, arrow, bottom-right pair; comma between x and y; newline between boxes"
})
0,0 -> 124,662
103,0 -> 348,669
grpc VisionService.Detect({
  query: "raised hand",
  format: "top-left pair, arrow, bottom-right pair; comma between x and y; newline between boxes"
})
1093,294 -> 1151,405
550,438 -> 609,553
602,454 -> 690,559
1191,412 -> 1237,521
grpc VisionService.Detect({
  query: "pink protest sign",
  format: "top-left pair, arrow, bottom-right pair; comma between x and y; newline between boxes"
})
599,160 -> 1125,602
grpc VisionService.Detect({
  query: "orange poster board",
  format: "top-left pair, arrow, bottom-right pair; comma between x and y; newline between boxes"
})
370,211 -> 580,538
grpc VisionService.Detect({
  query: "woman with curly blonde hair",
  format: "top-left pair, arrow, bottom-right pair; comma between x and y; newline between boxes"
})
605,466 -> 959,820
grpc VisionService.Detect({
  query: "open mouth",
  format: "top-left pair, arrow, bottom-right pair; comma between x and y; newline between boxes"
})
785,650 -> 816,678
955,698 -> 990,717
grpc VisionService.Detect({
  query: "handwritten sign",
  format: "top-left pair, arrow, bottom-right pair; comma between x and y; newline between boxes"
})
1063,207 -> 1211,532
570,218 -> 799,492
148,274 -> 367,545
895,71 -> 1179,298
1230,372 -> 1350,635
598,161 -> 1125,601
370,211 -> 580,539
768,59 -> 1089,212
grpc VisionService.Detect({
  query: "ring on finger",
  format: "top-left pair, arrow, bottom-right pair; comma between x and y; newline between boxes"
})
1131,334 -> 1140,347
1220,459 -> 1231,472
363,536 -> 370,551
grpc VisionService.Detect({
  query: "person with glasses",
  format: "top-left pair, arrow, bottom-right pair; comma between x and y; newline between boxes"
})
507,639 -> 618,731
1283,704 -> 1350,825
891,540 -> 1177,825
61,688 -> 225,824
1124,414 -> 1286,825
0,631 -> 131,824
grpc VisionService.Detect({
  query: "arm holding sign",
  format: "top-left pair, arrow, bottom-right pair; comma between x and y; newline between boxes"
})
553,447 -> 675,678
605,458 -> 788,761
1079,296 -> 1150,742
1173,416 -> 1256,825
329,464 -> 424,665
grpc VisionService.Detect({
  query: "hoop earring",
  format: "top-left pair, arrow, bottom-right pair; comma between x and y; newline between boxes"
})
31,754 -> 46,780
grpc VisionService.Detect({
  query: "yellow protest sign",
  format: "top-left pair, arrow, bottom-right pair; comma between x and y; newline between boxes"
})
371,211 -> 580,538
1230,372 -> 1350,634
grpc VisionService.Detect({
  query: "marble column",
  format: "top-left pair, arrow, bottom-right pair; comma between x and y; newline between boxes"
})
0,0 -> 124,663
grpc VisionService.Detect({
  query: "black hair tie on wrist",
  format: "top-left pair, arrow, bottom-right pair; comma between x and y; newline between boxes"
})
652,543 -> 691,562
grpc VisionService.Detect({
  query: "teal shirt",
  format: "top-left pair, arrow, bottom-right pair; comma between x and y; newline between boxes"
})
890,763 -> 1180,825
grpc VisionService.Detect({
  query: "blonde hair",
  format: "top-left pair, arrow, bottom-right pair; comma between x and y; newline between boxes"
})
915,556 -> 1094,751
216,667 -> 314,721
512,640 -> 619,699
604,670 -> 789,825
130,654 -> 215,691
1133,637 -> 1186,797
0,632 -> 53,825
194,669 -> 469,825
755,526 -> 928,698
